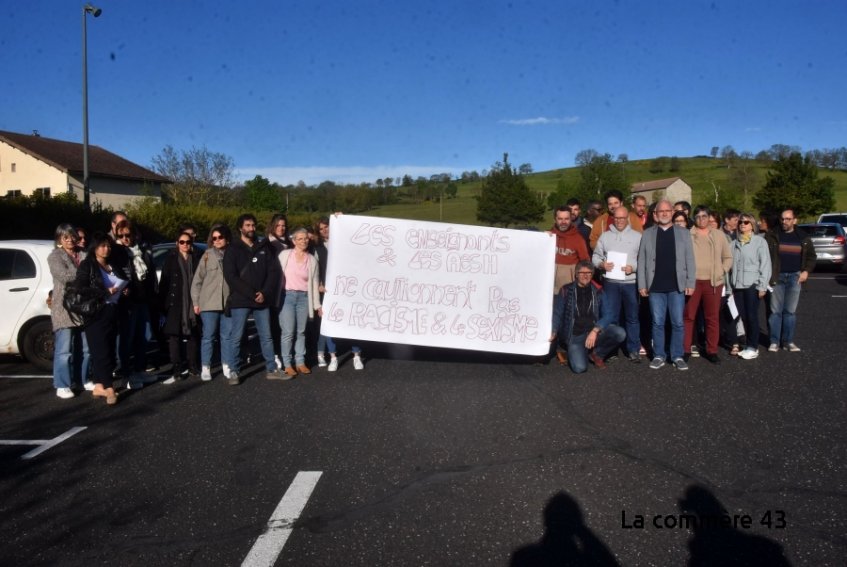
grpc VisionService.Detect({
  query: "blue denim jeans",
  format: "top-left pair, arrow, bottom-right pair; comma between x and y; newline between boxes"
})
280,291 -> 309,367
317,333 -> 336,355
53,327 -> 90,389
768,272 -> 801,346
602,281 -> 640,354
567,324 -> 626,373
200,310 -> 232,368
649,291 -> 685,360
227,307 -> 276,373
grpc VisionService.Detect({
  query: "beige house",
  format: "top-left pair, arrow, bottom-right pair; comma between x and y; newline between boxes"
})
631,176 -> 692,205
0,130 -> 168,208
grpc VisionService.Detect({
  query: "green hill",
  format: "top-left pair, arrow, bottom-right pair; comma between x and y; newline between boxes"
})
364,156 -> 847,227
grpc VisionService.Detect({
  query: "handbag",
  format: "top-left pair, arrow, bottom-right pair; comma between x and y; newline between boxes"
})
62,281 -> 104,324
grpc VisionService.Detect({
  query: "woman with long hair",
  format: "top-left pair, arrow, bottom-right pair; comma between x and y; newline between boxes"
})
72,233 -> 128,405
159,231 -> 202,383
48,223 -> 91,398
191,223 -> 233,382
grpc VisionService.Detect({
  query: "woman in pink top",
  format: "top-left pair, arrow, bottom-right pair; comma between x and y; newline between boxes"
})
277,228 -> 322,376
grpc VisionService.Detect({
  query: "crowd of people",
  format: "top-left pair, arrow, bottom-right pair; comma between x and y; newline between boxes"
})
549,191 -> 816,373
48,212 -> 362,404
47,194 -> 816,401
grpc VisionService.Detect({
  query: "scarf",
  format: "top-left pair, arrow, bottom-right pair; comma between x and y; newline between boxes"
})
128,244 -> 148,281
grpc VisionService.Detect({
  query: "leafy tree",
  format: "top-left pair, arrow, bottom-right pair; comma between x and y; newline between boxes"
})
720,145 -> 737,168
752,152 -> 835,218
151,145 -> 236,205
476,154 -> 544,227
444,182 -> 458,199
617,153 -> 629,163
574,152 -> 629,204
518,163 -> 533,175
243,175 -> 285,211
575,149 -> 600,167
710,146 -> 719,159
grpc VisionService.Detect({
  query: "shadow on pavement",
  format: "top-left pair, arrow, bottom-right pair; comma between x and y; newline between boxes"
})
510,491 -> 620,567
679,484 -> 791,567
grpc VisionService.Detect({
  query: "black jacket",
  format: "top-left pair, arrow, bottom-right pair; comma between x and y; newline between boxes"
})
158,248 -> 202,335
223,237 -> 281,309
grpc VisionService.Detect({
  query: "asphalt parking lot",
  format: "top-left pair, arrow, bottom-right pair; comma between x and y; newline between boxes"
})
1,274 -> 845,566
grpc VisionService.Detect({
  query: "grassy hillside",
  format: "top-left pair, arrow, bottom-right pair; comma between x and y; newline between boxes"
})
365,157 -> 847,226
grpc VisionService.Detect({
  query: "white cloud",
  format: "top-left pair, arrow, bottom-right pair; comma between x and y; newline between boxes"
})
499,116 -> 580,126
235,165 -> 470,186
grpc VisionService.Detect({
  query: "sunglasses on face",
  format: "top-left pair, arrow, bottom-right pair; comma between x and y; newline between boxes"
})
117,233 -> 131,239
739,220 -> 752,225
210,235 -> 224,241
178,239 -> 192,245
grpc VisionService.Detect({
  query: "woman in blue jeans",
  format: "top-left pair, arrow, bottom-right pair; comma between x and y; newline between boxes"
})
278,228 -> 322,376
729,213 -> 772,359
48,223 -> 91,398
191,224 -> 233,381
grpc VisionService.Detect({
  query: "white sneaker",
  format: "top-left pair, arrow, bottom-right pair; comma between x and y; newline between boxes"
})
163,376 -> 177,385
275,356 -> 283,370
56,387 -> 75,399
222,363 -> 231,379
327,357 -> 338,372
317,354 -> 328,367
785,343 -> 801,352
83,381 -> 95,391
201,366 -> 212,381
768,343 -> 779,352
739,347 -> 759,360
353,355 -> 364,370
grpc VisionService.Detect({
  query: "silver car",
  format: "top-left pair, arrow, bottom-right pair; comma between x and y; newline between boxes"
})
798,223 -> 846,269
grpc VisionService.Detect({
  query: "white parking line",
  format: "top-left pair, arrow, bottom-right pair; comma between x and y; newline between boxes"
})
0,426 -> 87,459
0,374 -> 52,379
242,471 -> 323,567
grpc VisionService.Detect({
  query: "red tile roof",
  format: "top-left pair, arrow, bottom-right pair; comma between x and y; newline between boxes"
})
0,130 -> 169,183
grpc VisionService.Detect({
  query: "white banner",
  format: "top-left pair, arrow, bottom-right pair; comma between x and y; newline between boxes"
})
320,215 -> 556,355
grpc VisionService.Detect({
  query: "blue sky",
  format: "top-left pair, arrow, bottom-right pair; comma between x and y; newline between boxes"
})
3,0 -> 845,185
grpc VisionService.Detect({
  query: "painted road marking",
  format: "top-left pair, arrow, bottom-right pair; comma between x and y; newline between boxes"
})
242,471 -> 323,567
0,426 -> 87,460
0,375 -> 52,379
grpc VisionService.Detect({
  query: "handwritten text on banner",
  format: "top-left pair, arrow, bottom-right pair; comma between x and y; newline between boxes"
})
320,215 -> 556,355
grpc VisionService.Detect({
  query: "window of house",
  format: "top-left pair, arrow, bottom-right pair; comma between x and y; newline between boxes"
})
10,163 -> 15,173
5,190 -> 22,198
34,187 -> 51,198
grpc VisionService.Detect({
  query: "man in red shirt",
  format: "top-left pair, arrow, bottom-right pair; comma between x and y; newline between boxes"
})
549,206 -> 590,295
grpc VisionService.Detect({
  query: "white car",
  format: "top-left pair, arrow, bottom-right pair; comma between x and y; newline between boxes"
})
0,240 -> 55,370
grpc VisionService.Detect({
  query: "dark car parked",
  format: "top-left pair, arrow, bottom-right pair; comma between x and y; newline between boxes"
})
798,223 -> 846,269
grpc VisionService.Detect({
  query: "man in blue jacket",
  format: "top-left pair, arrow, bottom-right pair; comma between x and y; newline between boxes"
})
551,260 -> 626,373
223,214 -> 284,384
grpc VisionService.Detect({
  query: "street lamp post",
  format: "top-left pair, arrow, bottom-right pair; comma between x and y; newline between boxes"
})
82,3 -> 101,212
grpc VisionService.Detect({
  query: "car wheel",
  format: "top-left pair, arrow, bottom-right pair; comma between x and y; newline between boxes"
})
21,319 -> 54,372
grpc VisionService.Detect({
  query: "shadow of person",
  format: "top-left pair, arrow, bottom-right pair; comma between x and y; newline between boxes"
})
680,485 -> 791,567
510,491 -> 619,567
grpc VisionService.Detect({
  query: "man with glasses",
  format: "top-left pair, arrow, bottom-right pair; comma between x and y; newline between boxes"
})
551,260 -> 626,373
223,214 -> 284,384
589,190 -> 644,250
593,207 -> 643,361
768,208 -> 816,352
637,199 -> 695,370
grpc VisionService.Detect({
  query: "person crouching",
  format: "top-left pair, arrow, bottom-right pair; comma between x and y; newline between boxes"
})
551,260 -> 625,373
